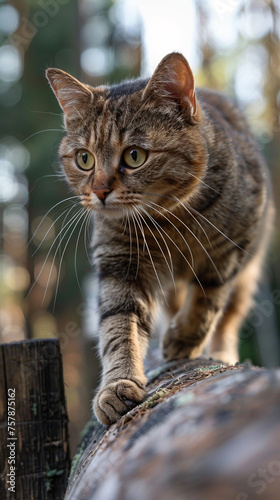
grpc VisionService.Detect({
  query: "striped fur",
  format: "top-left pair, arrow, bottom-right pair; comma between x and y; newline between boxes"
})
46,53 -> 273,425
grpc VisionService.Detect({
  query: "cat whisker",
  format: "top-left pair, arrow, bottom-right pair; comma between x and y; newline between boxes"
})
43,208 -> 85,305
29,172 -> 66,196
58,204 -> 79,261
131,212 -> 140,279
133,207 -> 168,304
30,173 -> 64,189
31,110 -> 63,117
52,208 -> 86,308
142,206 -> 174,276
137,205 -> 176,291
187,172 -> 220,194
173,196 -> 211,247
23,129 -> 65,143
27,207 -> 83,300
188,205 -> 250,255
74,210 -> 90,295
147,199 -> 223,284
31,206 -> 72,257
29,195 -> 80,247
125,210 -> 133,280
142,200 -> 194,269
140,201 -> 206,298
143,191 -> 248,255
84,211 -> 93,267
122,210 -> 129,235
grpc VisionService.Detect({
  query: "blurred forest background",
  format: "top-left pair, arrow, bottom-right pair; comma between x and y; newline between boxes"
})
0,0 -> 279,454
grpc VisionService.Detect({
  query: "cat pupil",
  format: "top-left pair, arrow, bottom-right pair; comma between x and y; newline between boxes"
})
131,150 -> 138,162
82,153 -> 88,164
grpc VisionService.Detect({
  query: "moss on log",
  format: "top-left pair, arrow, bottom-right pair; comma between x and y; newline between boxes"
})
65,349 -> 280,500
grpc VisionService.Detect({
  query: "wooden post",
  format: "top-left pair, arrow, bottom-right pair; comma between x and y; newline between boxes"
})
0,339 -> 70,500
65,349 -> 280,500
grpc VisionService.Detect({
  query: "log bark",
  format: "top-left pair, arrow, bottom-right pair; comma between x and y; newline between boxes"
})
66,349 -> 280,500
0,339 -> 70,500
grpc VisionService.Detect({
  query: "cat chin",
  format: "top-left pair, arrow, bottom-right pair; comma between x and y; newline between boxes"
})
90,206 -> 128,219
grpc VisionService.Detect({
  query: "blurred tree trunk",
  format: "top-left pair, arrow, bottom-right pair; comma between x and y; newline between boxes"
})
65,350 -> 280,500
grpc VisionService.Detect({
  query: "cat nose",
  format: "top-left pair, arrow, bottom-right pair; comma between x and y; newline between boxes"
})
92,187 -> 111,201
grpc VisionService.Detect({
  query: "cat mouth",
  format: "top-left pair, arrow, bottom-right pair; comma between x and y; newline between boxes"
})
97,205 -> 136,219
81,198 -> 137,218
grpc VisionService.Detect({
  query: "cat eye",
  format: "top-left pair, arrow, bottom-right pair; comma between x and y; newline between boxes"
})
75,149 -> 95,171
122,147 -> 148,168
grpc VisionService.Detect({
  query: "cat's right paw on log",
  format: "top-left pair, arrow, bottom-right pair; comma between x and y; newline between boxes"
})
93,379 -> 146,426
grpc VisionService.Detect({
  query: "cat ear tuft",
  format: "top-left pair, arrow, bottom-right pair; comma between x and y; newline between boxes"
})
143,53 -> 198,117
46,68 -> 93,118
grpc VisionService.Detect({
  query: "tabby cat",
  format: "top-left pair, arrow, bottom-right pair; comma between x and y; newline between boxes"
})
46,52 -> 273,425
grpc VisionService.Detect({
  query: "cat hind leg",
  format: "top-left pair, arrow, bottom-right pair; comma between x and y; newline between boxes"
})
210,250 -> 265,365
162,282 -> 232,362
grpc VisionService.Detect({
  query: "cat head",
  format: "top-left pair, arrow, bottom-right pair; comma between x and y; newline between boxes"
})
46,52 -> 207,218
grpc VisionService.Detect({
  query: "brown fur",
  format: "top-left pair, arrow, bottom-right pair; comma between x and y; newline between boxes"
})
46,53 -> 273,425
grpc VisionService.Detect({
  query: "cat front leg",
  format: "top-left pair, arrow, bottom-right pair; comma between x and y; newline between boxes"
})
162,282 -> 233,361
93,277 -> 152,425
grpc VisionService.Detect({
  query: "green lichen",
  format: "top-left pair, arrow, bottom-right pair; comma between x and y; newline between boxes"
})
198,364 -> 223,372
79,418 -> 97,440
70,446 -> 86,478
31,402 -> 37,416
140,387 -> 171,409
46,478 -> 52,493
45,463 -> 64,492
174,392 -> 195,407
70,417 -> 104,478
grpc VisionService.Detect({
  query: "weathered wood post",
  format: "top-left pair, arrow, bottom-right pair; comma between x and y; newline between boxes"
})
66,349 -> 280,500
0,339 -> 70,500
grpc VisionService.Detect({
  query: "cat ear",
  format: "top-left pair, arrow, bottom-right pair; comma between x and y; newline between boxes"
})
143,52 -> 198,117
46,68 -> 93,118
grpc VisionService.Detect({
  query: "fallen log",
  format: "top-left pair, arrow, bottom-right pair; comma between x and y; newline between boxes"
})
65,348 -> 280,500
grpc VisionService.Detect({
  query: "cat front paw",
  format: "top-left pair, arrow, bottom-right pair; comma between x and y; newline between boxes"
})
93,379 -> 146,426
